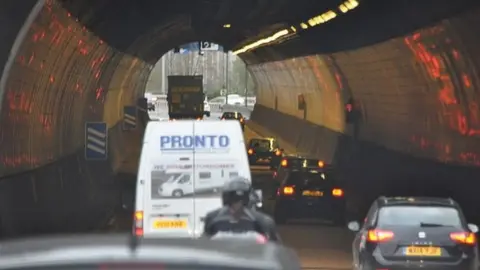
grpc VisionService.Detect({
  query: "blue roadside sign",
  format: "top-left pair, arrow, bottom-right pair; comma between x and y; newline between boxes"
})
123,106 -> 137,130
85,122 -> 108,160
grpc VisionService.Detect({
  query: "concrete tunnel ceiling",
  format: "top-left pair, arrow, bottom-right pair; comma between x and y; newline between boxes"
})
0,0 -> 479,236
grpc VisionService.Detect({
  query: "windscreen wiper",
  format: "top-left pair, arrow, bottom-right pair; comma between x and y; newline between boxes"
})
420,222 -> 448,227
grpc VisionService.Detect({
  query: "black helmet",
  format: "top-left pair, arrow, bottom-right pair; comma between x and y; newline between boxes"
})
222,177 -> 252,206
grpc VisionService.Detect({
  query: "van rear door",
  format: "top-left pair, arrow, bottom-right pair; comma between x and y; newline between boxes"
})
143,121 -> 195,238
192,121 -> 246,235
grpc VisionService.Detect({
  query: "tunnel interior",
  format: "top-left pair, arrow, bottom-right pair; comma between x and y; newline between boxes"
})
1,0 -> 480,237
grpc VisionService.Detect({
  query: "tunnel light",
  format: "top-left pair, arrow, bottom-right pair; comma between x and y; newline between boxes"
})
232,29 -> 291,55
223,24 -> 231,28
346,0 -> 359,9
339,0 -> 359,13
307,10 -> 337,27
290,26 -> 297,32
300,23 -> 309,29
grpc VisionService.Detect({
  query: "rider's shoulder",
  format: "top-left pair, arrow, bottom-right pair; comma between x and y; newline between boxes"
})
252,211 -> 275,225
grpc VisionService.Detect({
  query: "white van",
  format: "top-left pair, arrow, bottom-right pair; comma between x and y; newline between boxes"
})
134,120 -> 253,238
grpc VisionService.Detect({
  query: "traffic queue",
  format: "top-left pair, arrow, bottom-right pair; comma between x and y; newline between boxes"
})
0,114 -> 477,270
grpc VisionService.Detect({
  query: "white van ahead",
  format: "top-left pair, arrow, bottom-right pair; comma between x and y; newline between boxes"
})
134,120 -> 253,238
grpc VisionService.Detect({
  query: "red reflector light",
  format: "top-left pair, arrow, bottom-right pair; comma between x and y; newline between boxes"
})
332,188 -> 344,197
450,232 -> 476,245
248,148 -> 254,155
283,186 -> 294,195
134,211 -> 144,236
135,228 -> 144,236
280,159 -> 287,167
367,229 -> 394,242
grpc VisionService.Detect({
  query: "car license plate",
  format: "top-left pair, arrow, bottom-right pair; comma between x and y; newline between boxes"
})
153,219 -> 187,229
302,190 -> 323,197
405,246 -> 441,256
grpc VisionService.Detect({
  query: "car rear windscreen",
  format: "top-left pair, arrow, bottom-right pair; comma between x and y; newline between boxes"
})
222,112 -> 242,119
377,206 -> 463,227
285,158 -> 321,168
249,139 -> 271,151
285,171 -> 333,188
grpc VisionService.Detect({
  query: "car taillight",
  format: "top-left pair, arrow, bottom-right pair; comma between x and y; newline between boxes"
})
272,171 -> 277,178
332,188 -> 344,197
280,159 -> 288,167
248,148 -> 254,155
134,211 -> 144,236
240,118 -> 244,123
275,150 -> 282,156
283,186 -> 294,195
318,161 -> 325,167
367,229 -> 394,242
450,232 -> 476,245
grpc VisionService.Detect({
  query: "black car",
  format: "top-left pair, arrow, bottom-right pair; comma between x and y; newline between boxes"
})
273,167 -> 345,225
247,138 -> 283,168
220,111 -> 245,130
147,101 -> 155,111
348,196 -> 479,270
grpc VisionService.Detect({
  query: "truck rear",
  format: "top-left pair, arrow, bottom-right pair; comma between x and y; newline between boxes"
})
167,75 -> 205,120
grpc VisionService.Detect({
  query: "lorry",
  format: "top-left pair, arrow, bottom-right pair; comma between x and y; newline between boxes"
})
167,75 -> 205,120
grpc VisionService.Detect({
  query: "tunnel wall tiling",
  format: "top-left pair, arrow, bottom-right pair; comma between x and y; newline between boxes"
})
249,7 -> 480,168
0,0 -> 151,235
0,0 -> 150,176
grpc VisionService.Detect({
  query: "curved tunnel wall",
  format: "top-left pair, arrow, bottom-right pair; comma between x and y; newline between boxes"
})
248,7 -> 480,220
0,0 -> 151,236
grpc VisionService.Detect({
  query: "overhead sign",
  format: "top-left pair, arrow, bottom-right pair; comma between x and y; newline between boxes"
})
85,122 -> 108,160
160,135 -> 230,153
123,106 -> 137,130
199,41 -> 219,51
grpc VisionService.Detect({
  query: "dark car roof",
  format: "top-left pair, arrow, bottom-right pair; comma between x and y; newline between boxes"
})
377,196 -> 457,207
0,234 -> 300,270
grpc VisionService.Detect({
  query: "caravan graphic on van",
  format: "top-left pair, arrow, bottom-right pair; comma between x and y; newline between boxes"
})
153,161 -> 242,198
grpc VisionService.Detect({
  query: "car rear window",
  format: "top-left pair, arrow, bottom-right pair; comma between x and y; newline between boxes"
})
284,158 -> 321,168
222,112 -> 242,119
377,206 -> 463,227
285,171 -> 332,188
249,139 -> 271,151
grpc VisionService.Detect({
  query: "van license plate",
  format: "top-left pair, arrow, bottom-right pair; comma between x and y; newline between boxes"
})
405,246 -> 441,256
153,219 -> 187,229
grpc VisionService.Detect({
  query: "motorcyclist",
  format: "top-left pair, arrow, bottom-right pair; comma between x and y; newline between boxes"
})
203,177 -> 281,242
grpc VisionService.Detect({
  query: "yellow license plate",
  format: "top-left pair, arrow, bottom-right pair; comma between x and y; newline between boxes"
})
302,190 -> 323,197
153,219 -> 187,229
405,246 -> 441,256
